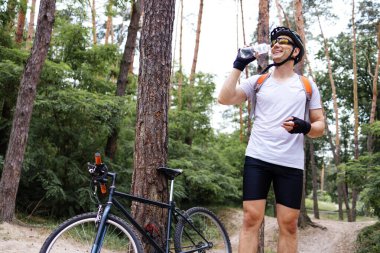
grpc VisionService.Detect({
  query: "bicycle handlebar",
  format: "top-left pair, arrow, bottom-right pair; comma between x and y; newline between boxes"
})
88,153 -> 108,194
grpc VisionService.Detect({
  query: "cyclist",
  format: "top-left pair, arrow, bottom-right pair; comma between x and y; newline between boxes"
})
218,26 -> 325,253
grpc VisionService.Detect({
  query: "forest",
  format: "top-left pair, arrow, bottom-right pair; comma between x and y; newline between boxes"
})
0,0 -> 379,252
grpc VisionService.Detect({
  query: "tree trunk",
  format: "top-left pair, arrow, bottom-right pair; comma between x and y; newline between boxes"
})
15,0 -> 28,44
320,163 -> 324,192
256,0 -> 269,250
293,0 -> 312,227
351,188 -> 358,221
177,0 -> 184,110
26,0 -> 37,49
298,156 -> 312,228
351,0 -> 359,222
352,0 -> 359,160
88,0 -> 97,45
277,1 -> 291,28
186,0 -> 203,146
293,0 -> 306,75
104,0 -> 141,160
367,19 -> 380,153
310,138 -> 320,219
5,0 -> 17,31
275,0 -> 283,26
317,13 -> 348,221
239,0 -> 244,142
130,0 -> 175,251
189,0 -> 203,86
258,219 -> 265,253
256,0 -> 269,73
105,0 -> 113,45
105,16 -> 112,45
110,17 -> 114,44
0,0 -> 56,222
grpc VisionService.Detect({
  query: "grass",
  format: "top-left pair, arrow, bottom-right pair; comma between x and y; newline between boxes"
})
305,198 -> 377,221
305,198 -> 338,211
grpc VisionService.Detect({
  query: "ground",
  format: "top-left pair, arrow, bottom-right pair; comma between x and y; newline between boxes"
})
0,210 -> 376,253
219,209 -> 376,253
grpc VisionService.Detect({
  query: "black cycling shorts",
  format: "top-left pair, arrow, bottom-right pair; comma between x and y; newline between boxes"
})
243,156 -> 303,209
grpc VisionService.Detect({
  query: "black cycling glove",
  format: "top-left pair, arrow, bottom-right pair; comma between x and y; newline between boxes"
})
233,49 -> 256,71
288,116 -> 311,135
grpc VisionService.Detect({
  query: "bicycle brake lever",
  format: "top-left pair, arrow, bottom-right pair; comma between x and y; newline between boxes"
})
88,162 -> 96,174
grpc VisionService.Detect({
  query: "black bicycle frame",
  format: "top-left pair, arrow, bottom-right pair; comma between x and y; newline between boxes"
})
90,172 -> 211,253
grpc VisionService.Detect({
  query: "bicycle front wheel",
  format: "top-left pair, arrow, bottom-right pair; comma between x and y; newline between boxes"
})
40,212 -> 143,253
174,207 -> 232,253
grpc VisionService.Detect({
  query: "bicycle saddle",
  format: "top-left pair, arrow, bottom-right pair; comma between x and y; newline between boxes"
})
157,167 -> 183,180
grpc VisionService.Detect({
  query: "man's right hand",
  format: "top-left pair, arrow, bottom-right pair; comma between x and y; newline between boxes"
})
233,49 -> 256,71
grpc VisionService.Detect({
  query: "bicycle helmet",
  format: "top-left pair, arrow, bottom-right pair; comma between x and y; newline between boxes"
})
260,26 -> 305,74
270,26 -> 305,64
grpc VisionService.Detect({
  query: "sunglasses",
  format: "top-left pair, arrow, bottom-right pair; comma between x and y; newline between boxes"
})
271,37 -> 295,47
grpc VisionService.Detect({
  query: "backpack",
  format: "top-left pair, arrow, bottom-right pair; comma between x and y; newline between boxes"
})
250,73 -> 312,121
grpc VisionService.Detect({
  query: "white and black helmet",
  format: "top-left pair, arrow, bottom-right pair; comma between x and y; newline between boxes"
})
270,26 -> 305,65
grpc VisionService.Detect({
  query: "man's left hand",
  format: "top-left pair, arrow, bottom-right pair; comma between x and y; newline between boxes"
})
282,116 -> 311,135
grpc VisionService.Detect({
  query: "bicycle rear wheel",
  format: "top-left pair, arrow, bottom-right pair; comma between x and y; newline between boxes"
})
40,212 -> 143,253
174,207 -> 232,253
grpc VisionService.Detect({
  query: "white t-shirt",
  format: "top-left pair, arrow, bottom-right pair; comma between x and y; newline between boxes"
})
239,73 -> 322,169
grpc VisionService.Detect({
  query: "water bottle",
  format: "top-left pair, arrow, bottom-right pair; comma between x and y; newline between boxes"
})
239,43 -> 270,59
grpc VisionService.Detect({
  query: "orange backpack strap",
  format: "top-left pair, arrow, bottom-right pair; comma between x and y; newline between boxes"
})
250,73 -> 271,119
300,75 -> 312,100
255,73 -> 271,91
299,75 -> 313,121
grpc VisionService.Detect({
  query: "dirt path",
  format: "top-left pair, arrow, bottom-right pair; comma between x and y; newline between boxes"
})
221,209 -> 376,253
0,213 -> 376,253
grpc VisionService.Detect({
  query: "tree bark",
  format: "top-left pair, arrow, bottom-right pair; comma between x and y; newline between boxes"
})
26,0 -> 37,49
293,0 -> 312,227
316,13 -> 349,221
105,0 -> 113,45
105,0 -> 141,160
351,0 -> 359,222
177,0 -> 184,110
293,0 -> 306,75
239,0 -> 252,136
0,0 -> 56,222
310,138 -> 320,219
15,0 -> 28,44
238,0 -> 244,142
185,0 -> 203,146
352,0 -> 359,161
130,0 -> 175,251
189,0 -> 203,86
298,155 -> 312,228
367,21 -> 380,153
275,0 -> 283,26
88,0 -> 97,45
256,0 -> 269,250
256,0 -> 269,73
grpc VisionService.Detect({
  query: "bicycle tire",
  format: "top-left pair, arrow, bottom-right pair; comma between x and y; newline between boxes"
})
174,207 -> 232,253
40,212 -> 143,253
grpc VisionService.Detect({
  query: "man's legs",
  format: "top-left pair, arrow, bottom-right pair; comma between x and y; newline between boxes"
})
276,203 -> 300,253
238,200 -> 266,253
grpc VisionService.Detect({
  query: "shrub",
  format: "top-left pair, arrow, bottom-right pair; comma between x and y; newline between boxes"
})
356,222 -> 380,253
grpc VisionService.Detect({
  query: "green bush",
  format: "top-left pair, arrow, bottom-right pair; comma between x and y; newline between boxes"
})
356,222 -> 380,253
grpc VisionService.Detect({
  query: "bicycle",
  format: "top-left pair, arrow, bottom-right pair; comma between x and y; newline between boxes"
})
40,153 -> 232,253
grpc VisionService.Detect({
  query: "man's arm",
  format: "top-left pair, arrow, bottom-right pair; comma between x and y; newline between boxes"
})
217,69 -> 247,105
307,108 -> 325,138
